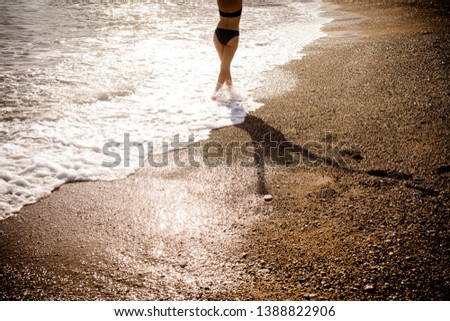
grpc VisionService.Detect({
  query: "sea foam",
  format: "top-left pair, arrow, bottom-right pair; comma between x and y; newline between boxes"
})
0,0 -> 331,219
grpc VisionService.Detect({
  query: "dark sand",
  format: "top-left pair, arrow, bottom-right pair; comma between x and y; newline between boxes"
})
1,0 -> 449,300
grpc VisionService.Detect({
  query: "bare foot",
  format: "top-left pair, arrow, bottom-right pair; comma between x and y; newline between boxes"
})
212,83 -> 223,101
212,82 -> 233,101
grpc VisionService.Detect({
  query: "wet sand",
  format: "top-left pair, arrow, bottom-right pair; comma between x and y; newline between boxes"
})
1,0 -> 449,300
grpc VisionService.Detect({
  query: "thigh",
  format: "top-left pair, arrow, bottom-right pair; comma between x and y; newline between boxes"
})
221,36 -> 239,67
213,33 -> 224,60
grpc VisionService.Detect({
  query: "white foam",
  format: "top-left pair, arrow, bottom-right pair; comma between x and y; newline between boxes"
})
0,0 -> 331,219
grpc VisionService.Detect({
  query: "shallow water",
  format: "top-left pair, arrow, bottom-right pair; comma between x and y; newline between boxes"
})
0,0 -> 331,218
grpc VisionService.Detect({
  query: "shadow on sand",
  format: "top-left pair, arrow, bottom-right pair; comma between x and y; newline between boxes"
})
222,101 -> 352,195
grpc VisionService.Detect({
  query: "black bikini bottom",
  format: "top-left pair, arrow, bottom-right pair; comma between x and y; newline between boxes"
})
215,28 -> 239,45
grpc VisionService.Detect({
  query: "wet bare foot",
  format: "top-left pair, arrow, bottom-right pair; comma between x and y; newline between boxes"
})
212,82 -> 224,101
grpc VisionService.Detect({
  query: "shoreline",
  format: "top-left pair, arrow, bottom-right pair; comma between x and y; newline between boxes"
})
0,1 -> 329,222
1,0 -> 449,300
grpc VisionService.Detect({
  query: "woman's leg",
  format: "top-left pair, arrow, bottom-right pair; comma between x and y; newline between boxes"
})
213,34 -> 239,95
213,33 -> 224,61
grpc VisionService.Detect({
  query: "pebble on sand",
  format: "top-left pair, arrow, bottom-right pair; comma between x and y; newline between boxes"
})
364,284 -> 375,292
263,194 -> 273,202
303,293 -> 318,299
